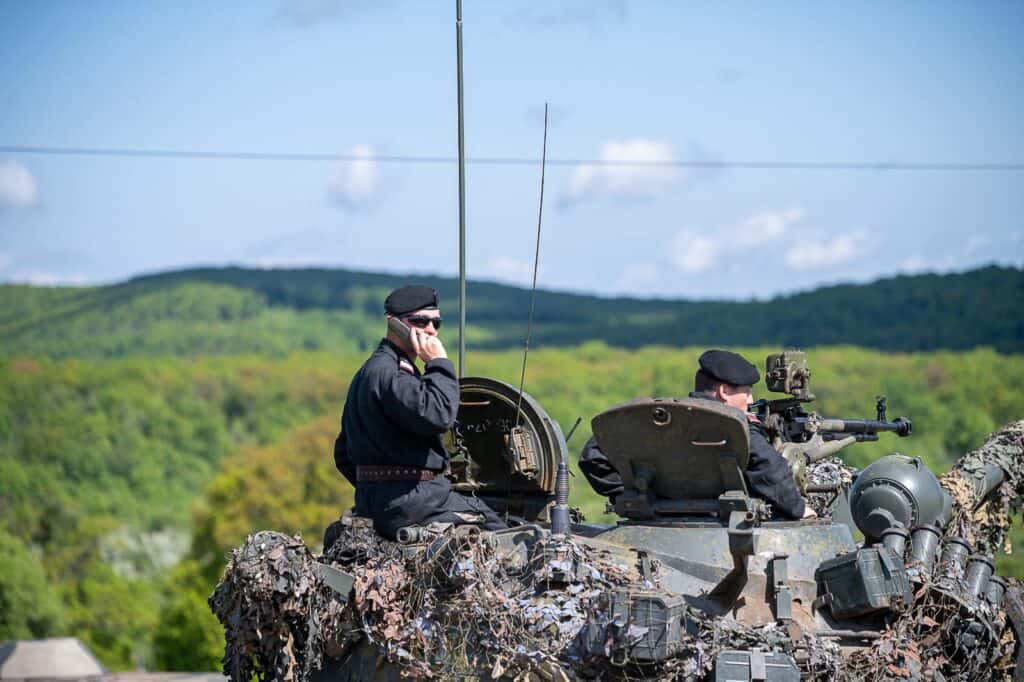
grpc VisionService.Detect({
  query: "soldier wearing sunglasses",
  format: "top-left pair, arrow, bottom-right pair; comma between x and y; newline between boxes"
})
330,285 -> 505,542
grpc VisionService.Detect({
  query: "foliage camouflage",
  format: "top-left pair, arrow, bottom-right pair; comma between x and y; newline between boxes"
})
941,420 -> 1024,555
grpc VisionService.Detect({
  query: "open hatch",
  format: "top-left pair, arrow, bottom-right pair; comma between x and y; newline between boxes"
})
447,377 -> 567,523
592,397 -> 752,519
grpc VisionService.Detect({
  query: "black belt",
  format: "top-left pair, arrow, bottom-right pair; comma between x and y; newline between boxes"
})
356,465 -> 438,483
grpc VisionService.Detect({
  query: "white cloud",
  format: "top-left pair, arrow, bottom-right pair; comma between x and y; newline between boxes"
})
964,235 -> 990,255
484,257 -> 541,286
669,230 -> 721,273
9,271 -> 90,285
0,159 -> 38,208
326,144 -> 381,211
784,230 -> 866,271
735,208 -> 803,246
667,207 -> 802,273
666,208 -> 867,274
250,257 -> 326,269
563,139 -> 680,207
898,256 -> 929,274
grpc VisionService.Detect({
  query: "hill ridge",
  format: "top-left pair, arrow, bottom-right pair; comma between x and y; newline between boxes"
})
2,264 -> 1021,357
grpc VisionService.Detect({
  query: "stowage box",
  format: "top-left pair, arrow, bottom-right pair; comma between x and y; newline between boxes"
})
608,589 -> 687,663
815,545 -> 912,619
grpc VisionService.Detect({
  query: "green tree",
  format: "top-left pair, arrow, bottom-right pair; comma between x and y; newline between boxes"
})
152,560 -> 223,672
0,529 -> 64,639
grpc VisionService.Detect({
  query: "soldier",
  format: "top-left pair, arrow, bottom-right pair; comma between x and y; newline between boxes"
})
332,285 -> 506,540
579,349 -> 816,520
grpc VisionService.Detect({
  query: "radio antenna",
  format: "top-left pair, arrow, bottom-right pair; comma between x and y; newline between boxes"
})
514,102 -> 548,425
455,0 -> 467,378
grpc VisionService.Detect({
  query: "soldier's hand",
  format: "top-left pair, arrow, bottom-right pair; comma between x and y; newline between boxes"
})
802,505 -> 818,519
411,329 -> 447,361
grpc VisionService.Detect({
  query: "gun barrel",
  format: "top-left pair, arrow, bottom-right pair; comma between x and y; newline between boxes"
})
816,416 -> 912,437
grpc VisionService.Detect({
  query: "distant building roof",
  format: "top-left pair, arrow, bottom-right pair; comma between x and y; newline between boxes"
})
102,671 -> 225,675
0,638 -> 106,681
0,640 -> 225,682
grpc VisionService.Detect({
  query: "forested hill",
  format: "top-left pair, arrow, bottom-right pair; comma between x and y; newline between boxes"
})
1,264 -> 1021,358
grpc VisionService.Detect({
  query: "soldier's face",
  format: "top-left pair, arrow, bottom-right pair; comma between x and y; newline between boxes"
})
402,307 -> 442,337
718,383 -> 753,411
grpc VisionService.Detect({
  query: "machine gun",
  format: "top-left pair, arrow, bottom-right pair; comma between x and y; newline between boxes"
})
751,350 -> 913,487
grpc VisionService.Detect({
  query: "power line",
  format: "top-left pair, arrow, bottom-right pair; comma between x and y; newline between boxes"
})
1,144 -> 1022,171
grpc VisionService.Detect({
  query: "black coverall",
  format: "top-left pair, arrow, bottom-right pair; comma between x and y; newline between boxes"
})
579,392 -> 806,519
333,339 -> 505,539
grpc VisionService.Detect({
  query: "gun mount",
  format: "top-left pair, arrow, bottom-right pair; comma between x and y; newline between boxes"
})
753,350 -> 915,496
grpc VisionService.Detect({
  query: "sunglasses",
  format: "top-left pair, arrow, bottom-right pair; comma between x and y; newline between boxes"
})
402,315 -> 443,330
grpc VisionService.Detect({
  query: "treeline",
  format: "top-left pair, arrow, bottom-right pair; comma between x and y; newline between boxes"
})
2,346 -> 1023,670
2,265 -> 1021,358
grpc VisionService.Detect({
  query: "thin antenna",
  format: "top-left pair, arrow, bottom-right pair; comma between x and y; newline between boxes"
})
455,0 -> 467,378
515,102 -> 548,425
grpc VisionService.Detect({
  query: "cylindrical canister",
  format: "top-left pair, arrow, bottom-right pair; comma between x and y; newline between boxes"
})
908,523 -> 943,574
987,576 -> 1008,607
937,536 -> 973,583
964,555 -> 996,600
881,526 -> 910,560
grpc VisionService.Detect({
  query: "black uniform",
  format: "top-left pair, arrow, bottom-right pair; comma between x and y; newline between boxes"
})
333,339 -> 505,539
578,391 -> 806,520
743,413 -> 805,519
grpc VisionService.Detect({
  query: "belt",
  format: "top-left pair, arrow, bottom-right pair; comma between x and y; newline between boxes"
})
356,465 -> 438,483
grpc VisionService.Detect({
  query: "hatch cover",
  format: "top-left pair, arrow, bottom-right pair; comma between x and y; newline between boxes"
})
448,376 -> 566,498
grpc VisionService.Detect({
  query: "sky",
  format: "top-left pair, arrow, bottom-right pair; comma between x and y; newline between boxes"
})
1,0 -> 1022,300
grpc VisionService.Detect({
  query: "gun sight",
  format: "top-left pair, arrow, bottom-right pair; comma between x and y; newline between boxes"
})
765,350 -> 814,401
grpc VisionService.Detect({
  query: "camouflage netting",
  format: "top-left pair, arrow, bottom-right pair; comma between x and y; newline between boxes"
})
318,518 -> 673,679
209,422 -> 1024,681
805,456 -> 857,518
940,420 -> 1024,555
209,531 -> 321,680
211,523 -> 1019,681
211,522 -> 848,681
211,519 -> 651,680
838,574 -> 1021,681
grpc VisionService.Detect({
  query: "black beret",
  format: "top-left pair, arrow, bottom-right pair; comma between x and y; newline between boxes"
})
385,285 -> 439,316
698,349 -> 760,386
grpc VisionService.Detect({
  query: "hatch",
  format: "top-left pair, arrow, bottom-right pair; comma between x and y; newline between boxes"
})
592,397 -> 750,503
447,377 -> 566,520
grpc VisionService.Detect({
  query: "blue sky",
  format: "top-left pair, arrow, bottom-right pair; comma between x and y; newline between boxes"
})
1,0 -> 1021,299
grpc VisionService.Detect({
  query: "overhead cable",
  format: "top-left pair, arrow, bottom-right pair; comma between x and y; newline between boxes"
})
1,145 -> 1022,171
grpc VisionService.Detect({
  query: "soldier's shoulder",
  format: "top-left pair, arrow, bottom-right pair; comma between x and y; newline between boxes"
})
365,344 -> 413,378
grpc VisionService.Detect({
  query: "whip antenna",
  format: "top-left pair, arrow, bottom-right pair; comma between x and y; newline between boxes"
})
514,102 -> 548,425
455,0 -> 467,378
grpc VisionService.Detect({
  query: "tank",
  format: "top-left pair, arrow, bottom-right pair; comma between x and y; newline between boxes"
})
210,356 -> 1024,682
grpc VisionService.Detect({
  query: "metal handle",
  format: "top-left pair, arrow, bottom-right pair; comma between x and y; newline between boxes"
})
691,439 -> 727,447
